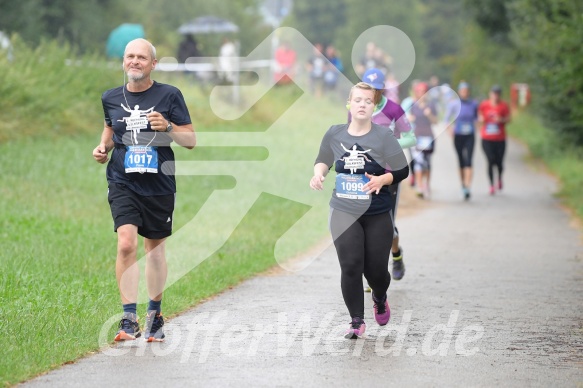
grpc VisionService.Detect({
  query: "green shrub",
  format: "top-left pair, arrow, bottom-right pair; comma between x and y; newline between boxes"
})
510,110 -> 583,219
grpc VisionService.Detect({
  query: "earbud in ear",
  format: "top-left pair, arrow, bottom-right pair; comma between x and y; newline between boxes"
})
346,104 -> 350,110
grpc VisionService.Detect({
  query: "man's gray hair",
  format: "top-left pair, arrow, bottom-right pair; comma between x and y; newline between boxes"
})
124,38 -> 157,59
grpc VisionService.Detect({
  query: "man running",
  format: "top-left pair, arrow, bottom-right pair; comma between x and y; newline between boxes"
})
92,38 -> 196,342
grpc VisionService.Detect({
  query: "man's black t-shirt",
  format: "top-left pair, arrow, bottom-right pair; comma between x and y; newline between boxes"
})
102,81 -> 191,196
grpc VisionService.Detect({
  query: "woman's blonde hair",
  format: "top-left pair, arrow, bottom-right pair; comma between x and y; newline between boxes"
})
348,82 -> 383,106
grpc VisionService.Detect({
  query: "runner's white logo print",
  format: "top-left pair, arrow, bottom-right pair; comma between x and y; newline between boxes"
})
117,104 -> 155,143
167,217 -> 171,223
340,143 -> 371,174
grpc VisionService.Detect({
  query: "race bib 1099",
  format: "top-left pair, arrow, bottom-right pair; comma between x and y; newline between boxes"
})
335,173 -> 370,200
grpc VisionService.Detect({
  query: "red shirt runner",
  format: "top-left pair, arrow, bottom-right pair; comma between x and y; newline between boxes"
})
478,100 -> 510,142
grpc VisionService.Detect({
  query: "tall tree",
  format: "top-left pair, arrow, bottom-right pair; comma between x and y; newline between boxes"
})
0,0 -> 118,53
463,0 -> 512,43
285,0 -> 348,47
0,0 -> 270,57
419,0 -> 467,82
460,0 -> 583,143
510,0 -> 583,142
338,0 -> 428,89
127,0 -> 269,57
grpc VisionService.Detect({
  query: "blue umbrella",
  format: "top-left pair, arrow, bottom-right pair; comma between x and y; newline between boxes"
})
106,24 -> 145,59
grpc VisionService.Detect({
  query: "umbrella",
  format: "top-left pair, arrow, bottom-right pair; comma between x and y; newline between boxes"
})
178,16 -> 239,35
106,23 -> 145,59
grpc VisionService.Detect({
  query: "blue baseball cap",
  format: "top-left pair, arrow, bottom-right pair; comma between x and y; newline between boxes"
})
362,68 -> 385,89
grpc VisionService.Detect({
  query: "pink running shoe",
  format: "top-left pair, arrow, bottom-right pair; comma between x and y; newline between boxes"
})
489,185 -> 496,195
372,294 -> 391,326
345,317 -> 366,339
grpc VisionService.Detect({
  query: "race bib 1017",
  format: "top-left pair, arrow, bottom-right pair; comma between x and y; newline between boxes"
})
124,145 -> 158,173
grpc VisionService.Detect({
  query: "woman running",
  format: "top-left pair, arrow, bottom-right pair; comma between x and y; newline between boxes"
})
445,82 -> 479,200
478,85 -> 511,195
310,82 -> 409,339
356,68 -> 416,281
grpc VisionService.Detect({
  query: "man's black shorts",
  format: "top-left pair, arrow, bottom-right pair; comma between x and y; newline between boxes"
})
108,183 -> 175,239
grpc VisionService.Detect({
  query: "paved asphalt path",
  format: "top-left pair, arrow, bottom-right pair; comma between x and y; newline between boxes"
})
24,135 -> 583,387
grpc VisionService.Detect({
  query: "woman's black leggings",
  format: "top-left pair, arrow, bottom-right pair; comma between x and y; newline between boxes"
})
481,139 -> 506,185
454,134 -> 475,168
330,208 -> 393,320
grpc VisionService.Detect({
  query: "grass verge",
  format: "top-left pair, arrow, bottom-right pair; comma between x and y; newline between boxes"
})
509,110 -> 583,221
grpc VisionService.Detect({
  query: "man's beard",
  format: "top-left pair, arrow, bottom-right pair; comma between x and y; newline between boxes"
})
127,70 -> 146,82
